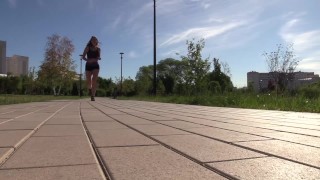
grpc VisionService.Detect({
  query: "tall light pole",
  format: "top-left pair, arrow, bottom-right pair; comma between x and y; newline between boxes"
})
120,52 -> 124,96
153,0 -> 157,95
79,54 -> 83,97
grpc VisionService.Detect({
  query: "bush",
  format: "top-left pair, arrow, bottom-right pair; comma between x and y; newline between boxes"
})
300,86 -> 320,100
96,88 -> 107,97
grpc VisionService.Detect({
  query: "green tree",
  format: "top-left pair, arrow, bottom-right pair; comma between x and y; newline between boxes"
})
97,77 -> 114,96
6,75 -> 19,94
122,77 -> 136,96
37,34 -> 76,95
135,65 -> 153,95
181,38 -> 211,95
157,58 -> 183,95
209,58 -> 233,93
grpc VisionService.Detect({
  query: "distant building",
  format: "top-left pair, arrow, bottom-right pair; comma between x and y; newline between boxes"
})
7,55 -> 29,76
247,71 -> 320,92
0,40 -> 7,74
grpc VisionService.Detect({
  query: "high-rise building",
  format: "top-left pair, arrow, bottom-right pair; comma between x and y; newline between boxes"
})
0,40 -> 7,74
7,55 -> 29,76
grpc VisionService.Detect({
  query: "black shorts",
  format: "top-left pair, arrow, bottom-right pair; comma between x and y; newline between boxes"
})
85,63 -> 100,71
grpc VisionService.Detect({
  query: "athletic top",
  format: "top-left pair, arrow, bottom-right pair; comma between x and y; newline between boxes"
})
87,46 -> 100,59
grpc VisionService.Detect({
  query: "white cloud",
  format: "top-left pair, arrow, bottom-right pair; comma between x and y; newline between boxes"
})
36,0 -> 45,7
298,58 -> 320,75
201,2 -> 210,9
280,17 -> 320,74
111,16 -> 122,30
7,0 -> 17,8
126,2 -> 153,25
160,21 -> 245,47
128,51 -> 138,58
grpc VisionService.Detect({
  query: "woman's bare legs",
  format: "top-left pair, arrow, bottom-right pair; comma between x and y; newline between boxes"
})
91,69 -> 99,97
86,71 -> 93,95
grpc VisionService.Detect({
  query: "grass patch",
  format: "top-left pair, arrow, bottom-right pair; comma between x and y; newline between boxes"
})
0,94 -> 83,105
119,93 -> 320,113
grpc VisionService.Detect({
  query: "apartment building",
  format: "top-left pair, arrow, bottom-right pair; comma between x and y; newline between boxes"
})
7,55 -> 29,76
247,71 -> 320,92
0,40 -> 6,74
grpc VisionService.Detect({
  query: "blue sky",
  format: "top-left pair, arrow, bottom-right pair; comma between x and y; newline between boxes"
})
1,0 -> 319,87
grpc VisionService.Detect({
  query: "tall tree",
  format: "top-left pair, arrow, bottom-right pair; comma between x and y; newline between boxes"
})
181,38 -> 211,95
157,58 -> 183,94
135,65 -> 154,95
209,58 -> 233,93
263,43 -> 300,92
38,34 -> 76,95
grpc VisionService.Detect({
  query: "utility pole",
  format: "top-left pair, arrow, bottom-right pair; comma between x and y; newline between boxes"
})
79,55 -> 83,97
153,0 -> 157,95
120,52 -> 124,96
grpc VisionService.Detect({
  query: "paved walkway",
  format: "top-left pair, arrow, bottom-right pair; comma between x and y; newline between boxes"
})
0,98 -> 319,180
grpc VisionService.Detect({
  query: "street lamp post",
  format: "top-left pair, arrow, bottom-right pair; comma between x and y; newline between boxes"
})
153,0 -> 157,95
120,52 -> 124,96
79,54 -> 83,97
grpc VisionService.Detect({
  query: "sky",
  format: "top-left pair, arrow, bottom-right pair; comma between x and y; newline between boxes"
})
1,0 -> 319,87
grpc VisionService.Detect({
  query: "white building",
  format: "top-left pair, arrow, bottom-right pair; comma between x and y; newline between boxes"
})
7,55 -> 29,76
0,40 -> 6,74
247,71 -> 320,92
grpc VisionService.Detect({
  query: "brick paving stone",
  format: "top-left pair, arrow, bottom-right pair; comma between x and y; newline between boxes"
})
0,119 -> 11,123
85,121 -> 127,131
110,114 -> 158,125
0,121 -> 42,130
81,113 -> 115,122
89,128 -> 158,147
158,120 -> 208,129
208,157 -> 320,180
131,124 -> 191,136
33,125 -> 85,137
186,127 -> 271,142
0,164 -> 104,180
92,105 -> 124,115
154,134 -> 266,162
1,136 -> 96,169
168,116 -> 278,133
99,146 -> 226,180
0,130 -> 32,147
12,112 -> 56,122
236,140 -> 320,168
1,99 -> 320,179
45,117 -> 82,125
258,131 -> 320,148
0,148 -> 13,164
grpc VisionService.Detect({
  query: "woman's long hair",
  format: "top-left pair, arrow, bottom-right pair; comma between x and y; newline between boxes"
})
86,36 -> 99,47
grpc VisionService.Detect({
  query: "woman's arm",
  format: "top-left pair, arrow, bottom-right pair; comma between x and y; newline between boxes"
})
82,46 -> 89,61
98,48 -> 101,60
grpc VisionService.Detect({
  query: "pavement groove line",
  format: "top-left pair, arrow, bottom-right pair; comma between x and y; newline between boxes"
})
110,100 -> 320,126
143,117 -> 320,170
0,102 -> 73,166
79,102 -> 111,180
1,99 -> 319,179
95,100 -> 320,170
97,144 -> 161,148
90,101 -> 240,180
0,111 -> 15,115
104,101 -> 320,146
0,105 -> 53,125
0,163 -> 97,170
157,119 -> 320,149
202,156 -> 269,163
98,100 -> 320,138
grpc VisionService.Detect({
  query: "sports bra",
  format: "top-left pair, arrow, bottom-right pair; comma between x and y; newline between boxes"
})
87,46 -> 100,59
